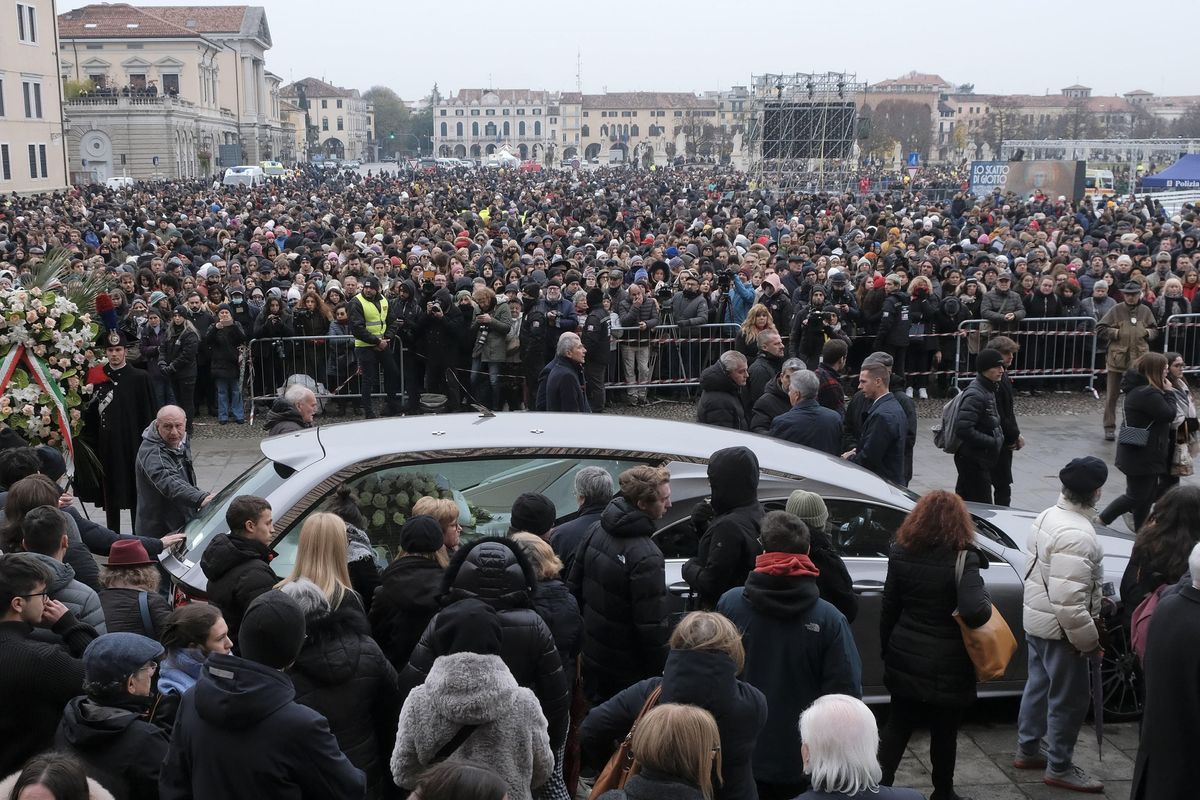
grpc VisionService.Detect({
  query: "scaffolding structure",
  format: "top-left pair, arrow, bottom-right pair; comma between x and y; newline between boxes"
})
1000,138 -> 1200,194
745,72 -> 865,195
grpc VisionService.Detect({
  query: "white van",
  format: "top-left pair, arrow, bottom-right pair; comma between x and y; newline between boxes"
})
222,165 -> 266,187
105,176 -> 135,190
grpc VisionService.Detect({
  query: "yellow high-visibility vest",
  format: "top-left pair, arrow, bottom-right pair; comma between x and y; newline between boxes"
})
354,293 -> 388,348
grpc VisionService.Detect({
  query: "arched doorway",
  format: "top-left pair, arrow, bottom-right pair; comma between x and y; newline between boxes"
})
518,144 -> 528,160
608,142 -> 628,164
562,146 -> 578,160
531,143 -> 543,164
485,144 -> 496,155
470,144 -> 481,158
584,143 -> 601,161
439,145 -> 452,157
323,138 -> 345,160
453,144 -> 466,158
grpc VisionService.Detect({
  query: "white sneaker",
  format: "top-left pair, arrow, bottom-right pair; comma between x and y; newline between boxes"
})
905,386 -> 914,398
918,388 -> 929,399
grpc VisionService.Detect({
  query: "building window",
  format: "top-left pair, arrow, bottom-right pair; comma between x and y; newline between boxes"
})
517,108 -> 525,115
485,109 -> 495,116
601,125 -> 608,138
337,117 -> 343,131
581,125 -> 589,137
502,108 -> 509,115
128,73 -> 146,90
550,117 -> 556,124
519,121 -> 526,136
502,121 -> 509,136
630,124 -> 639,137
0,145 -> 10,180
456,121 -> 463,136
533,108 -> 541,115
583,111 -> 589,117
484,122 -> 496,137
336,99 -> 343,108
162,74 -> 179,95
0,79 -> 5,117
87,73 -> 107,89
321,99 -> 327,109
27,143 -> 47,179
471,109 -> 479,116
16,3 -> 37,43
439,109 -> 446,116
440,122 -> 448,136
21,81 -> 42,119
534,121 -> 541,136
472,121 -> 479,136
322,117 -> 329,131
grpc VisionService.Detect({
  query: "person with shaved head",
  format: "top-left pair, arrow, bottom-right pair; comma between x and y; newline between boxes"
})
134,405 -> 213,539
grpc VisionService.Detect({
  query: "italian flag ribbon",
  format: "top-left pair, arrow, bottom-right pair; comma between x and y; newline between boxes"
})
0,344 -> 75,475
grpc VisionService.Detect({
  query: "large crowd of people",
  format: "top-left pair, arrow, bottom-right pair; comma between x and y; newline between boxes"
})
1,163 -> 1200,799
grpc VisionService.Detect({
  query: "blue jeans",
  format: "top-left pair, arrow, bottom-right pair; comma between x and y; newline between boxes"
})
1017,634 -> 1091,772
471,358 -> 502,409
214,377 -> 243,421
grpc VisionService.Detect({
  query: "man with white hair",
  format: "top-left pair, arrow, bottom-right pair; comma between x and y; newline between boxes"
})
697,350 -> 749,430
1130,542 -> 1200,799
535,332 -> 590,413
134,405 -> 213,539
795,694 -> 922,799
549,466 -> 614,576
770,370 -> 843,456
263,383 -> 318,437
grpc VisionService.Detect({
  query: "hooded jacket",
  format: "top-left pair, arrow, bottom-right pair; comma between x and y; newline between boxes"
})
203,320 -> 245,380
391,652 -> 553,800
580,649 -> 767,800
567,496 -> 670,703
370,554 -> 445,671
952,374 -> 1004,468
199,533 -> 278,648
289,599 -> 401,799
745,351 -> 784,416
28,552 -> 106,633
748,378 -> 791,434
696,362 -> 746,430
159,653 -> 365,800
263,396 -> 312,437
682,447 -> 764,609
55,695 -> 169,800
717,555 -> 862,785
400,538 -> 570,748
133,421 -> 207,539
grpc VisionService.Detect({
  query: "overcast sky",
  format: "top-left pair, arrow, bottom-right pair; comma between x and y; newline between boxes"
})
61,0 -> 1195,101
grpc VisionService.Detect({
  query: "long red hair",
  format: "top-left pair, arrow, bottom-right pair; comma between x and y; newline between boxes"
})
895,490 -> 975,552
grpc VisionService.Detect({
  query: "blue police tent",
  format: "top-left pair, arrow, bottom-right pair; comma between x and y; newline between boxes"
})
1142,154 -> 1200,190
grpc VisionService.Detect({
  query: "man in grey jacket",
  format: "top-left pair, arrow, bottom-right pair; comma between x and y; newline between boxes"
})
21,505 -> 106,633
1014,456 -> 1107,794
134,406 -> 213,539
980,271 -> 1026,333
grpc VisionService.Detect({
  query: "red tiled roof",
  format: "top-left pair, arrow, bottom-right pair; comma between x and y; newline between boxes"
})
582,92 -> 715,110
59,3 -> 206,39
140,5 -> 250,33
280,77 -> 355,99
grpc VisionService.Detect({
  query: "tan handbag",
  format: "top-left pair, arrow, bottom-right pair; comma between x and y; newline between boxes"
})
588,686 -> 662,799
954,551 -> 1018,681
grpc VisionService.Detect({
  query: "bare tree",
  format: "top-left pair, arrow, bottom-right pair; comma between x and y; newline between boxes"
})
862,99 -> 931,159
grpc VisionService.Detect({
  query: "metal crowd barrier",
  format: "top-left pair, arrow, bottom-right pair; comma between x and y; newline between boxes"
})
603,323 -> 740,393
244,334 -> 408,410
1162,314 -> 1200,373
955,316 -> 1098,390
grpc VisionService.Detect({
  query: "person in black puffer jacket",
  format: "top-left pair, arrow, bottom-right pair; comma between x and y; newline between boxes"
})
1099,353 -> 1177,531
874,276 -> 911,379
199,496 -> 279,650
512,532 -> 583,676
748,364 -> 798,434
369,516 -> 447,672
682,446 -> 764,609
568,465 -> 672,705
399,537 -> 569,753
696,354 -> 748,430
951,349 -> 1005,504
582,612 -> 767,800
877,491 -> 992,800
280,578 -> 401,800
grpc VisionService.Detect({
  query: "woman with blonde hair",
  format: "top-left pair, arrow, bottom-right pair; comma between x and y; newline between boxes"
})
411,495 -> 460,559
736,304 -> 776,363
511,532 -> 582,672
581,612 -> 766,800
276,511 -> 360,615
596,703 -> 724,800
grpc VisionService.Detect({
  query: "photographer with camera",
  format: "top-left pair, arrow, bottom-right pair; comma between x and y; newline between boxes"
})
719,264 -> 756,325
390,279 -> 427,415
349,275 -> 402,418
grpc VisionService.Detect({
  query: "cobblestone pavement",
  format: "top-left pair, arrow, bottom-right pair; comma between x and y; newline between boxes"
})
92,393 -> 1160,799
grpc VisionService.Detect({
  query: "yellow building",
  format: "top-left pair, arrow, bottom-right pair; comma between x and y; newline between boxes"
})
0,0 -> 69,191
280,77 -> 373,162
566,92 -> 718,166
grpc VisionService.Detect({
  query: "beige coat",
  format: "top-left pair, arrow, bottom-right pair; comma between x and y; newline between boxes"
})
1022,495 -> 1105,653
1096,301 -> 1157,372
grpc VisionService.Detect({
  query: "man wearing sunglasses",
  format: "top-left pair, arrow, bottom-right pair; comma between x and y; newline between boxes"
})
0,553 -> 100,775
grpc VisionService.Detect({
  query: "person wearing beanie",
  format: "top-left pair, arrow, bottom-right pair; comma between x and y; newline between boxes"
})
717,511 -> 862,799
951,348 -> 1006,504
509,492 -> 557,539
580,288 -> 611,412
1015,457 -> 1108,794
783,491 -> 857,622
160,590 -> 366,799
54,632 -> 169,799
203,302 -> 247,424
391,597 -> 554,800
370,515 -> 449,671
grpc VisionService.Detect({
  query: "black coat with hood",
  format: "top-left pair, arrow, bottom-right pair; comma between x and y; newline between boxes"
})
682,447 -> 764,609
581,649 -> 767,800
567,496 -> 670,703
55,694 -> 169,800
696,362 -> 746,430
399,538 -> 570,748
289,598 -> 401,800
369,553 -> 445,672
748,379 -> 791,434
1116,368 -> 1176,477
953,374 -> 1004,469
159,653 -> 366,800
262,396 -> 311,437
199,533 -> 279,648
531,578 -> 583,675
389,280 -> 427,348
